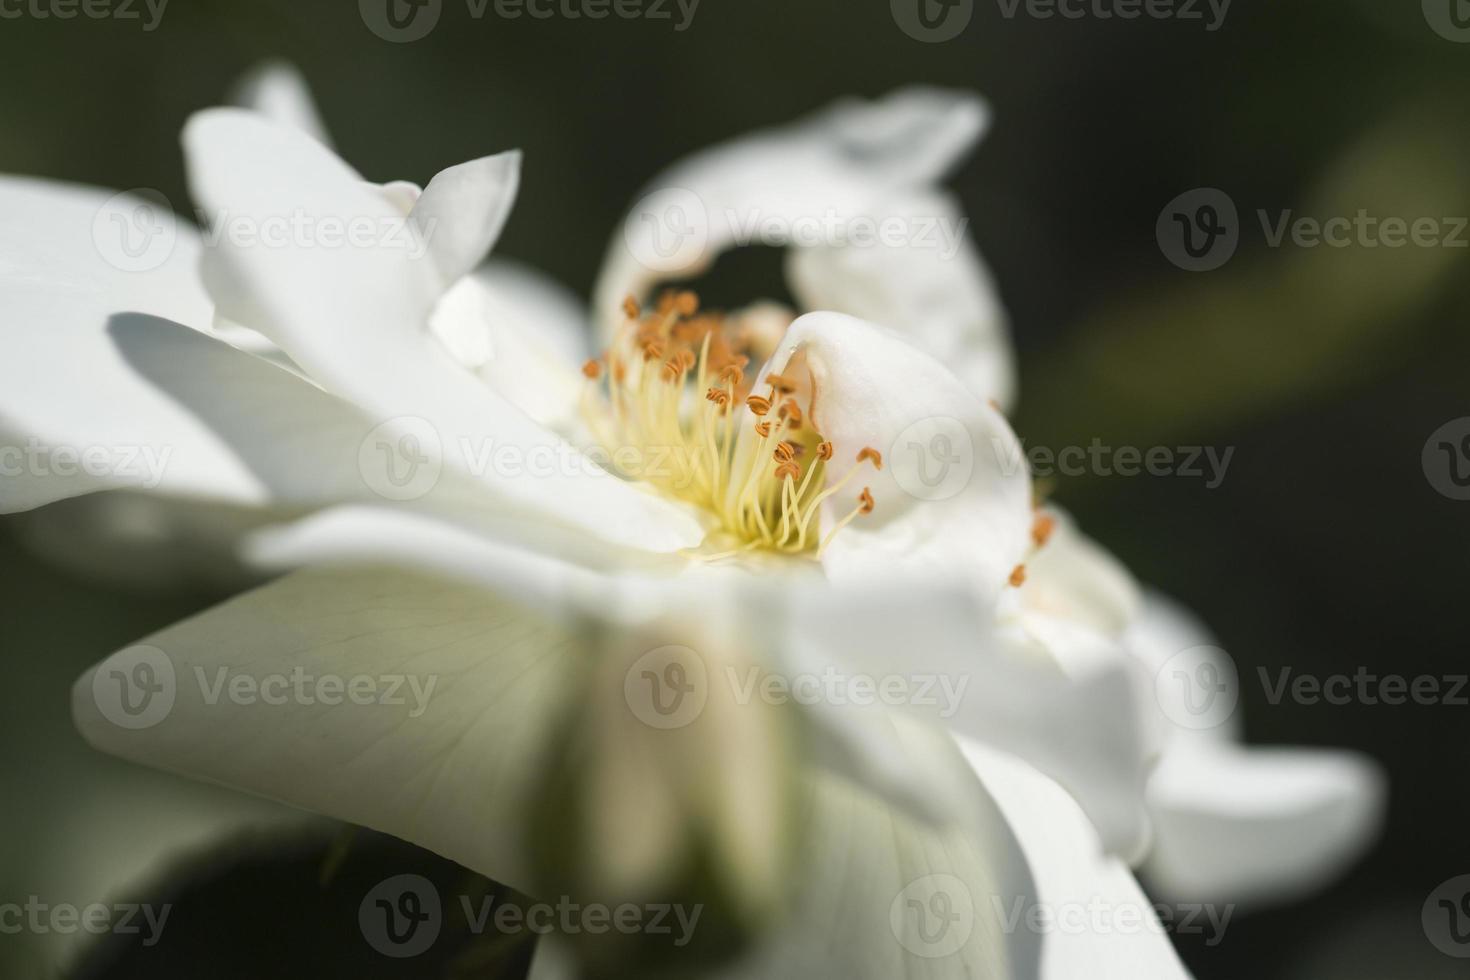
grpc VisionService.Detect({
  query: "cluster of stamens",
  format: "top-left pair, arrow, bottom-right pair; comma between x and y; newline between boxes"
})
580,292 -> 881,559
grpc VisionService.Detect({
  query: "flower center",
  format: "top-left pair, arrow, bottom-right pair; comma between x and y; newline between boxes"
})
580,292 -> 880,559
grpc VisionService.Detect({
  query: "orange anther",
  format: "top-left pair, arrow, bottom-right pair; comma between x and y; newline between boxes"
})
1031,513 -> 1057,548
581,359 -> 602,380
766,373 -> 796,394
857,447 -> 884,470
746,394 -> 772,416
1009,564 -> 1027,588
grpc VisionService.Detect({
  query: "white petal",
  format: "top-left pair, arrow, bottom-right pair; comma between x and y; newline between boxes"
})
786,188 -> 1016,408
72,566 -> 584,892
1144,742 -> 1384,908
592,88 -> 988,334
244,504 -> 1156,857
411,151 -> 521,287
428,259 -> 590,432
183,109 -> 702,552
0,176 -> 383,514
707,720 -> 1039,980
791,580 -> 1157,860
73,560 -> 1047,980
962,741 -> 1196,980
228,60 -> 333,148
1126,592 -> 1384,906
759,311 -> 1031,608
1021,508 -> 1143,642
1123,590 -> 1241,746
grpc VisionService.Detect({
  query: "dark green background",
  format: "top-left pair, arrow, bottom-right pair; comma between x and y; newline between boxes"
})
2,0 -> 1469,976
